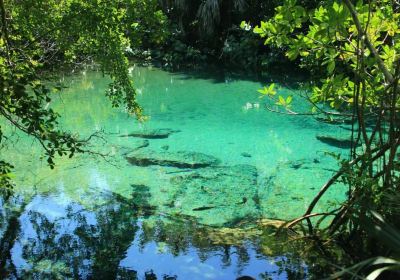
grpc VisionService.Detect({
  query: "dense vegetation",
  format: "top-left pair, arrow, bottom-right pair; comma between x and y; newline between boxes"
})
251,0 -> 400,277
0,0 -> 167,196
1,0 -> 399,278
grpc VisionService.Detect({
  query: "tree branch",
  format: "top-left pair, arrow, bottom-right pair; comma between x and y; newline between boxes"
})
343,0 -> 394,83
303,138 -> 397,233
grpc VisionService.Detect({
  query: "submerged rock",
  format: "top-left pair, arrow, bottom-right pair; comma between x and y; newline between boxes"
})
126,150 -> 220,169
238,197 -> 248,205
316,135 -> 359,149
290,162 -> 303,169
241,152 -> 252,158
119,128 -> 180,139
315,117 -> 355,125
119,140 -> 150,156
165,164 -> 260,226
192,205 -> 217,211
134,140 -> 150,150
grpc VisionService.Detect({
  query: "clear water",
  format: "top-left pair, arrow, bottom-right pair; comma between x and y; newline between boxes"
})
0,65 -> 350,279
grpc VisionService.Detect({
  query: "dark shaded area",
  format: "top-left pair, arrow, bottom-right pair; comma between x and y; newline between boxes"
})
153,0 -> 322,74
120,128 -> 181,139
126,150 -> 221,169
237,276 -> 256,280
192,206 -> 216,211
0,215 -> 19,278
316,135 -> 361,149
158,62 -> 309,89
130,184 -> 156,212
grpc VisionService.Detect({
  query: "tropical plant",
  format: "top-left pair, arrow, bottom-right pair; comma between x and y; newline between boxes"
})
158,0 -> 271,57
250,0 -> 400,277
0,0 -> 166,196
161,0 -> 246,35
124,0 -> 169,51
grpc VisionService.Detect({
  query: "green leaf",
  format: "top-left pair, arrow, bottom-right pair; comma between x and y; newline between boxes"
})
257,87 -> 268,95
286,48 -> 299,60
257,84 -> 276,96
327,61 -> 335,73
300,51 -> 310,56
240,21 -> 251,30
277,95 -> 286,106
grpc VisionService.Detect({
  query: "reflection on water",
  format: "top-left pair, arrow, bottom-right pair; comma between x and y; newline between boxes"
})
1,191 -> 306,279
0,65 -> 350,279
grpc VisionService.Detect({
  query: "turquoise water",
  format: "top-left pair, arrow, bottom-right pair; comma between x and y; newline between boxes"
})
0,65 -> 350,279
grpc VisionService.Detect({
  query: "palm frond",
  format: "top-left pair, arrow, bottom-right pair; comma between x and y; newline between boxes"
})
233,0 -> 247,11
174,0 -> 189,12
197,0 -> 221,34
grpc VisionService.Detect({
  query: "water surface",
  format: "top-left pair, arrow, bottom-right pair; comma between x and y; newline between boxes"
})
0,65 -> 350,279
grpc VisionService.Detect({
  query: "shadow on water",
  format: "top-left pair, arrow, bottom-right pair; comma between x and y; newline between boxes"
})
0,190 -> 308,280
149,61 -> 309,89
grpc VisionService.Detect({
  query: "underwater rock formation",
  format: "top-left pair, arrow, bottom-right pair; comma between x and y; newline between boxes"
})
316,135 -> 359,149
125,150 -> 221,169
161,145 -> 169,151
241,152 -> 252,158
315,117 -> 356,125
119,128 -> 180,139
120,140 -> 150,156
165,164 -> 260,226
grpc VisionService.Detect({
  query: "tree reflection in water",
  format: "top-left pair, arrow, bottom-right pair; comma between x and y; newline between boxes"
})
0,190 -> 307,279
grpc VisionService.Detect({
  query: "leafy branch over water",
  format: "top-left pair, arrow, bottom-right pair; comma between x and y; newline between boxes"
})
0,0 -> 167,194
251,0 -> 400,277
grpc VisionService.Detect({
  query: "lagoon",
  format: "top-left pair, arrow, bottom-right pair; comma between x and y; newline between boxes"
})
0,65 -> 350,279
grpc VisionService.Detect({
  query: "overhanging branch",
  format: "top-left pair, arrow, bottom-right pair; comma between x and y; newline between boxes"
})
343,0 -> 394,84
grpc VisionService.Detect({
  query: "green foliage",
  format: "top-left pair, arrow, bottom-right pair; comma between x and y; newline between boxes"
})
330,211 -> 400,279
255,0 -> 400,109
221,24 -> 267,68
253,0 -> 400,277
156,37 -> 207,67
124,0 -> 169,50
163,0 -> 247,37
258,83 -> 277,96
0,0 -> 167,195
0,160 -> 13,198
156,0 -> 280,68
